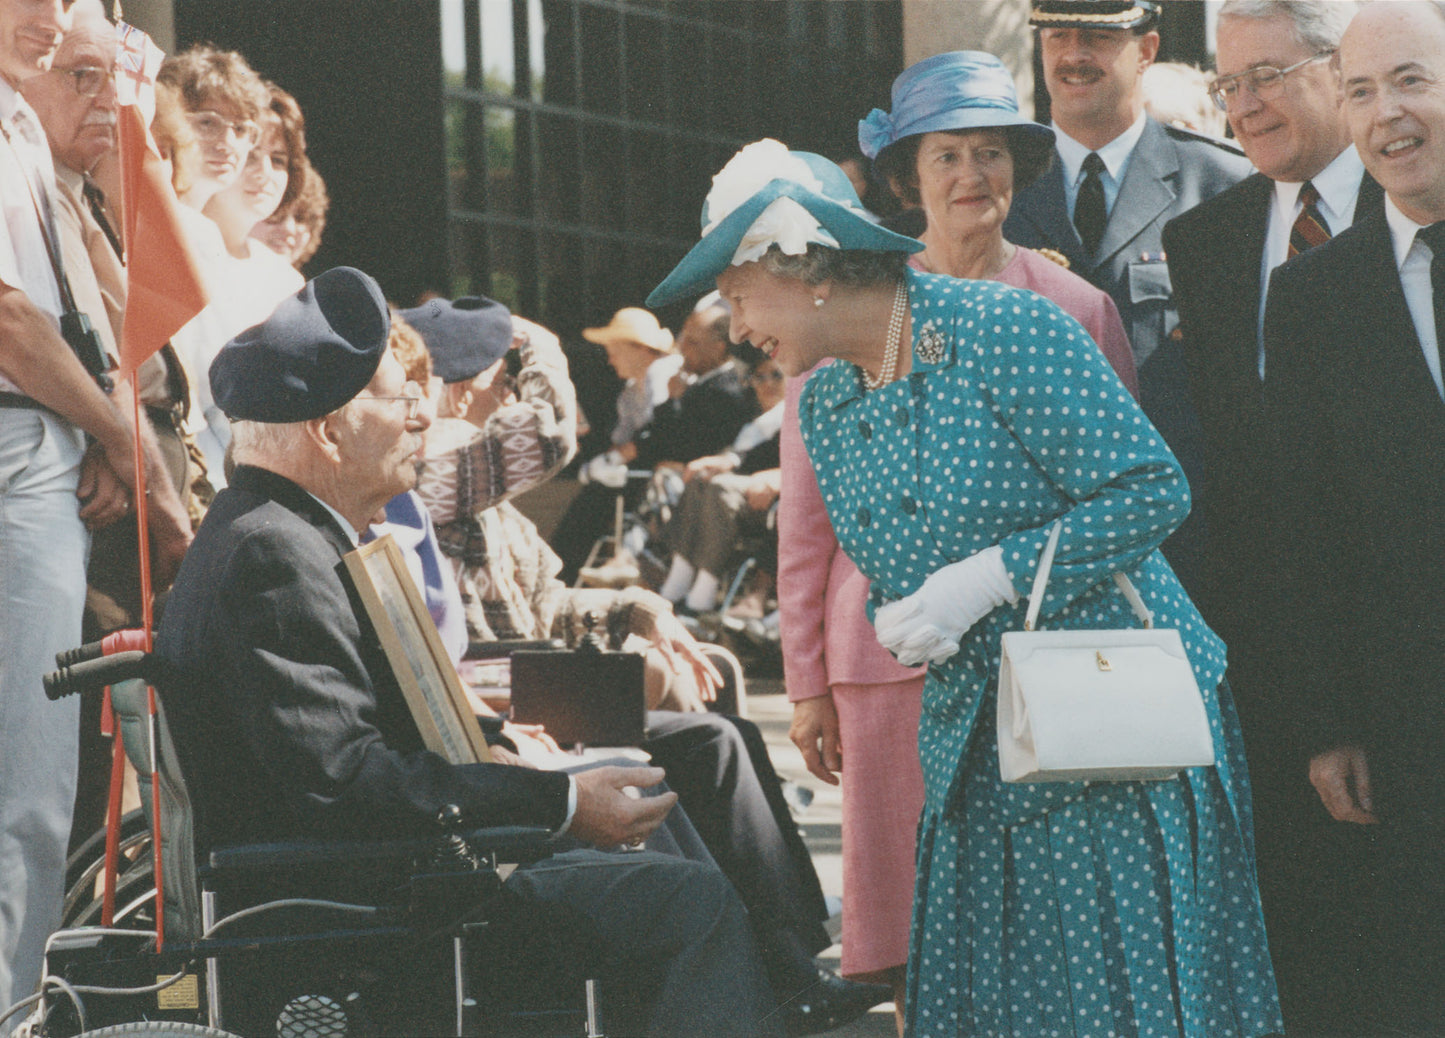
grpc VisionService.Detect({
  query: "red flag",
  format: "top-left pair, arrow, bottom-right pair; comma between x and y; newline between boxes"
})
114,22 -> 207,380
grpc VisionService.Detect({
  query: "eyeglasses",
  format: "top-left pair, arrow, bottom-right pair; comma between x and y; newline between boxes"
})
186,110 -> 261,148
366,394 -> 424,420
56,65 -> 115,98
1208,52 -> 1334,111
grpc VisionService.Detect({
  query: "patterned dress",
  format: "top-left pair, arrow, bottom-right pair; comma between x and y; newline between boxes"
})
797,268 -> 1281,1037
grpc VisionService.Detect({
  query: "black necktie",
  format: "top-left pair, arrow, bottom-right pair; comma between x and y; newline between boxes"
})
1074,152 -> 1108,256
1417,221 -> 1445,354
82,178 -> 124,262
1288,180 -> 1331,258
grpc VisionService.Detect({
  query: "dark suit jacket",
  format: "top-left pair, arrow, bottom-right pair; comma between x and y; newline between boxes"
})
632,359 -> 757,469
1265,212 -> 1445,824
1163,170 -> 1385,653
155,465 -> 570,854
1005,118 -> 1251,595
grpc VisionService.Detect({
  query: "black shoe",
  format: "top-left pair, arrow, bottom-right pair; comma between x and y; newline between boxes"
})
778,967 -> 893,1036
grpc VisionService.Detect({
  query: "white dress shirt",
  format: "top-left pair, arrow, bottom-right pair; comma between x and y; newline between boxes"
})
0,81 -> 63,395
1257,146 -> 1367,373
1385,196 -> 1444,400
1052,111 -> 1149,224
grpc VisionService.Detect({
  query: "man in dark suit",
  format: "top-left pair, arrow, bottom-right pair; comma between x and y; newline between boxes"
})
1265,3 -> 1445,1030
154,267 -> 780,1037
1003,0 -> 1251,596
1160,3 -> 1368,1029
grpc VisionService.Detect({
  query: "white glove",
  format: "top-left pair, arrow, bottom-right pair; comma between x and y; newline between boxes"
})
580,450 -> 629,489
873,545 -> 1018,667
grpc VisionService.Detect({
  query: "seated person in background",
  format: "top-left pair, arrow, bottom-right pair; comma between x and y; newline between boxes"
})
657,349 -> 785,616
552,296 -> 757,583
402,295 -> 891,1034
154,268 -> 780,1037
401,295 -> 714,712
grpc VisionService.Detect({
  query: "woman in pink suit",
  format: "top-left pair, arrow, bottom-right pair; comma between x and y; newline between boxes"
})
780,51 -> 1138,1032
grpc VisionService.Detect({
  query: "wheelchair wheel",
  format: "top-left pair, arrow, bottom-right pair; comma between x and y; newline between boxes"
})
62,810 -> 156,930
73,1024 -> 241,1038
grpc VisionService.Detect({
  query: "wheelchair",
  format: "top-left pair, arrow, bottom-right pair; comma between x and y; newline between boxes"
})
18,643 -> 613,1038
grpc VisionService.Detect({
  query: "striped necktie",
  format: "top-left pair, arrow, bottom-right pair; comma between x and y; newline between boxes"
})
1288,181 -> 1331,258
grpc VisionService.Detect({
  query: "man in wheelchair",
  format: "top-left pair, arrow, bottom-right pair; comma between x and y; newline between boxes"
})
151,268 -> 782,1036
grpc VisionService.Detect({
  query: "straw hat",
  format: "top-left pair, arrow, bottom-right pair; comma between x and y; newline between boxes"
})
582,308 -> 674,354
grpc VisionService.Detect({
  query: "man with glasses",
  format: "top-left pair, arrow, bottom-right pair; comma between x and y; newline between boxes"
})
1004,0 -> 1250,601
157,267 -> 782,1037
1161,4 -> 1369,1031
20,0 -> 197,859
0,0 -> 150,1027
1264,3 -> 1445,1031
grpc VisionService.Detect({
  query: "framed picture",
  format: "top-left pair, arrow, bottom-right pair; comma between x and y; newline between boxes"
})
343,534 -> 492,764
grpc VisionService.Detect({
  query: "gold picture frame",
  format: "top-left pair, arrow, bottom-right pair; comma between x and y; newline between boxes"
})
343,534 -> 492,764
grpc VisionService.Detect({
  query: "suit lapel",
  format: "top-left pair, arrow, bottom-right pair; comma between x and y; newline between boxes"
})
1217,175 -> 1273,379
1013,163 -> 1090,269
1095,119 -> 1176,268
1352,216 -> 1445,430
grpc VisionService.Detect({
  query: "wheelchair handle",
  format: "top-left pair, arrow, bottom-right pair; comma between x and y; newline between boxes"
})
55,628 -> 149,668
43,650 -> 150,700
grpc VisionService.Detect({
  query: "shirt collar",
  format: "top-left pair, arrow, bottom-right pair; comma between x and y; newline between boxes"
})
0,78 -> 20,122
1271,145 -> 1366,227
1384,194 -> 1432,272
308,492 -> 361,546
1052,111 -> 1148,187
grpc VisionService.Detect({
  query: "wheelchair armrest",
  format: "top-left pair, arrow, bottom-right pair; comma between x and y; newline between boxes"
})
465,639 -> 566,661
205,826 -> 557,874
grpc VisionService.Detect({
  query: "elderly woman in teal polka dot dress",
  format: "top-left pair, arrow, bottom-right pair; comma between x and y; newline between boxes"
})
650,139 -> 1280,1037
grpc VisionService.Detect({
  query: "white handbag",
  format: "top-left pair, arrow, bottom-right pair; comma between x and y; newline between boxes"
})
997,521 -> 1216,783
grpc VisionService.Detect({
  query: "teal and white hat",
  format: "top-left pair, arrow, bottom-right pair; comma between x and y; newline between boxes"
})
647,139 -> 921,308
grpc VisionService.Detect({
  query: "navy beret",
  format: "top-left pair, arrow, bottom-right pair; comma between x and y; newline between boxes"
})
210,266 -> 391,423
398,295 -> 512,384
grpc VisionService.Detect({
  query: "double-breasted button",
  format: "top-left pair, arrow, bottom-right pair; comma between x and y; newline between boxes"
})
894,406 -> 910,427
858,419 -> 872,439
901,495 -> 917,515
856,506 -> 871,527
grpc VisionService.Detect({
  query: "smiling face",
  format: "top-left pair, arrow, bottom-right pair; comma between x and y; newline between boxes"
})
1215,13 -> 1347,183
1340,2 -> 1445,225
1039,25 -> 1157,145
0,0 -> 69,88
19,3 -> 115,173
914,128 -> 1014,248
235,118 -> 289,223
716,261 -> 826,379
186,97 -> 255,197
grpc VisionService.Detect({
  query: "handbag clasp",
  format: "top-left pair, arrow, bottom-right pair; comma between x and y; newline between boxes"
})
1096,651 -> 1112,672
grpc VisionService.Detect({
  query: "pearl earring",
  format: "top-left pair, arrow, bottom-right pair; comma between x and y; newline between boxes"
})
813,296 -> 825,308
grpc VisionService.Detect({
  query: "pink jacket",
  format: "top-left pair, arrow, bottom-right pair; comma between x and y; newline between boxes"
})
778,249 -> 1139,701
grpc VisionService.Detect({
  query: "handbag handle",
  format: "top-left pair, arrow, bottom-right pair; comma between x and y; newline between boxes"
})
1022,520 -> 1153,631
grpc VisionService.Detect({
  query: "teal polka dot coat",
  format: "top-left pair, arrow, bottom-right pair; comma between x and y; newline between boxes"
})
798,269 -> 1281,1037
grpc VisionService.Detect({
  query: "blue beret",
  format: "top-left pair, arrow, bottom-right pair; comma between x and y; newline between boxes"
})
398,295 -> 512,383
210,266 -> 390,423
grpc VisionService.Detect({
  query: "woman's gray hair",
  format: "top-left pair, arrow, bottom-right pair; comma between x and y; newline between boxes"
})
1216,1 -> 1358,54
758,244 -> 909,289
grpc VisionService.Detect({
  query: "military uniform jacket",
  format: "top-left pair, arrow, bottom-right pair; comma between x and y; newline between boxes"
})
1004,117 -> 1251,595
155,465 -> 570,854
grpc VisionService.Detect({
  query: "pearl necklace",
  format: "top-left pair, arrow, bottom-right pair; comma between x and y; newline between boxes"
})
861,280 -> 909,390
